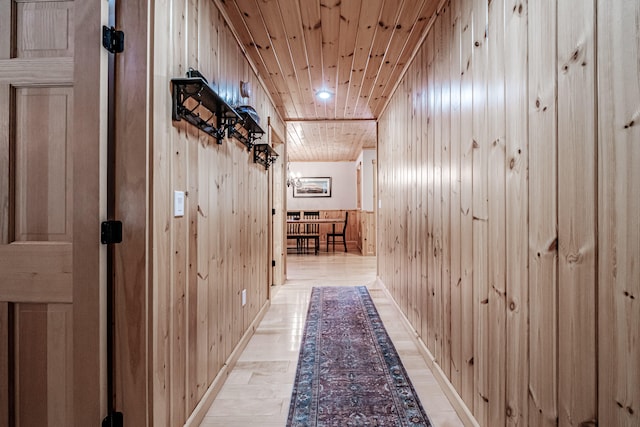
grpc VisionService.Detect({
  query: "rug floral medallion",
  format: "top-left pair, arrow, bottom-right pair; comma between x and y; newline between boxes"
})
287,286 -> 433,426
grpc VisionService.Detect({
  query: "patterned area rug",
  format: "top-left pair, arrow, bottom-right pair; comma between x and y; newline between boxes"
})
287,286 -> 432,426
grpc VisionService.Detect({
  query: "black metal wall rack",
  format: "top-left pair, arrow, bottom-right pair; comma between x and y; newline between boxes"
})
171,77 -> 240,144
230,108 -> 265,150
253,144 -> 279,170
171,73 -> 273,170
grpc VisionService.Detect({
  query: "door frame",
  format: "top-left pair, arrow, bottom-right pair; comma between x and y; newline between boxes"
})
73,1 -> 109,424
268,121 -> 286,289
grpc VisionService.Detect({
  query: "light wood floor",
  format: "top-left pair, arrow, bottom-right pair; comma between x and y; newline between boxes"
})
199,252 -> 465,426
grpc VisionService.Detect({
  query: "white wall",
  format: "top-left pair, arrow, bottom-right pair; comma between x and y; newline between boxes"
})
362,149 -> 376,211
287,162 -> 357,210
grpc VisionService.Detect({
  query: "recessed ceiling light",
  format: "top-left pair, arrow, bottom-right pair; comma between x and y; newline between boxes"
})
316,90 -> 332,100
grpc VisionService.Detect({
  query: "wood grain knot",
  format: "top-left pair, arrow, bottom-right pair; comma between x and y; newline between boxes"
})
566,252 -> 582,264
571,48 -> 580,62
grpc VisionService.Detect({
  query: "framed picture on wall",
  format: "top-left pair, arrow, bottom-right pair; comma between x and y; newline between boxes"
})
293,177 -> 332,198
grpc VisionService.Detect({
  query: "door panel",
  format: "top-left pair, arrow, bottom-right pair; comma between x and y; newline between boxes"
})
0,0 -> 104,425
15,303 -> 72,426
0,243 -> 72,302
0,303 -> 8,426
15,87 -> 72,242
15,1 -> 74,58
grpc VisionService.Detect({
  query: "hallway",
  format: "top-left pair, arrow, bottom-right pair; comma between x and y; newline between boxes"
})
199,253 -> 465,426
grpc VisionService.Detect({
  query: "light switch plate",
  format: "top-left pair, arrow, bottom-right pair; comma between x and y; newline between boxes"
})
174,191 -> 185,217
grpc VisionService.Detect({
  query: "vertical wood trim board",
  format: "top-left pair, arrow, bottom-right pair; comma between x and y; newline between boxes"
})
377,0 -> 639,426
113,0 -> 151,425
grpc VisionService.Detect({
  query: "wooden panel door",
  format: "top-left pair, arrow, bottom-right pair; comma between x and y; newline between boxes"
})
0,1 -> 105,425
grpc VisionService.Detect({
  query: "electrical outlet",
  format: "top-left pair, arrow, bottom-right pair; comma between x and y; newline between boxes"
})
241,289 -> 247,306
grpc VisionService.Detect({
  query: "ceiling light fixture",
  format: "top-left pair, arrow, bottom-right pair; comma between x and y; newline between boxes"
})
316,90 -> 332,100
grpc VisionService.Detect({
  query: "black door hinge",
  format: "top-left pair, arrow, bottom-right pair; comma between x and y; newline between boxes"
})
272,260 -> 276,267
102,411 -> 124,427
102,26 -> 124,53
101,221 -> 123,244
272,208 -> 276,215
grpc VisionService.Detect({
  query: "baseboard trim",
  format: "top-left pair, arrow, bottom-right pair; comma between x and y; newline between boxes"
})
184,299 -> 271,427
375,278 -> 479,427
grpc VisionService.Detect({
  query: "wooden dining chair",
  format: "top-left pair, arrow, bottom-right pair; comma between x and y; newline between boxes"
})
326,211 -> 348,252
302,211 -> 320,254
286,211 -> 302,253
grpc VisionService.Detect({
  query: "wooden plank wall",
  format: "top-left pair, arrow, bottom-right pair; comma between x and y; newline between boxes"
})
151,1 -> 285,425
358,211 -> 376,256
377,0 -> 639,426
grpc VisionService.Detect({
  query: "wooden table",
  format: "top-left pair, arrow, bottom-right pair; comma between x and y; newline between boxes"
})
286,218 -> 345,254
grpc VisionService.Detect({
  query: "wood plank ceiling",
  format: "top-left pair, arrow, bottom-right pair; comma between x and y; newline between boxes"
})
218,0 -> 440,161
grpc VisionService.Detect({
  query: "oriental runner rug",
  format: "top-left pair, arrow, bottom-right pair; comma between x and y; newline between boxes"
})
287,286 -> 432,427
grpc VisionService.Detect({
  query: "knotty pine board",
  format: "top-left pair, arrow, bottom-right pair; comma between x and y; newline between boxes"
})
504,0 -> 529,424
471,0 -> 489,423
597,0 -> 640,426
527,0 -> 559,425
487,0 -> 507,425
448,0 -> 463,397
557,0 -> 598,425
458,0 -> 474,409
